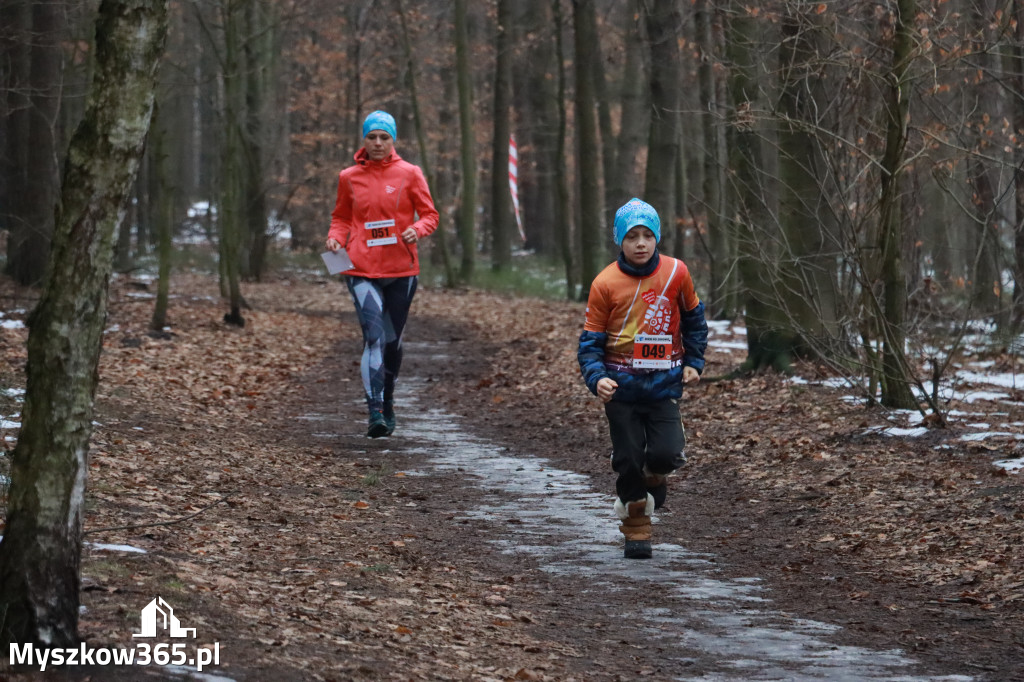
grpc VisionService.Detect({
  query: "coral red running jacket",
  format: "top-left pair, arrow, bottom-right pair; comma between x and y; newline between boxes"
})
328,148 -> 439,279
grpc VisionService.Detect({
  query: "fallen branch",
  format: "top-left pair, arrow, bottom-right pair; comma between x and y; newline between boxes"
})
84,494 -> 231,535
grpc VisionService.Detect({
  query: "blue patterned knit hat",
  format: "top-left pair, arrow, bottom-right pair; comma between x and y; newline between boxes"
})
362,110 -> 397,141
613,198 -> 661,245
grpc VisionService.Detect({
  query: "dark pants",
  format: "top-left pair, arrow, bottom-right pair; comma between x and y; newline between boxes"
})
605,399 -> 686,503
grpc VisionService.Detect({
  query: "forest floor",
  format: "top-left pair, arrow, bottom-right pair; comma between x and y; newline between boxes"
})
0,270 -> 1022,681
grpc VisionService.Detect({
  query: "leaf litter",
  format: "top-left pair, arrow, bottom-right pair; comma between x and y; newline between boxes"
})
0,271 -> 1021,679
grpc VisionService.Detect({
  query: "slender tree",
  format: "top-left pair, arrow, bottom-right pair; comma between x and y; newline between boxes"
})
490,0 -> 515,272
454,0 -> 477,281
553,0 -> 575,299
396,0 -> 455,287
876,0 -> 918,409
0,0 -> 169,646
3,1 -> 66,286
642,0 -> 682,255
573,0 -> 604,296
220,0 -> 245,326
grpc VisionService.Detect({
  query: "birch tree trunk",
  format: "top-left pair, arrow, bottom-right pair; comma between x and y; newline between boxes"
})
0,0 -> 168,647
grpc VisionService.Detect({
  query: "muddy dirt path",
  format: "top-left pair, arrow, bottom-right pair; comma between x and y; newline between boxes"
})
4,277 -> 1020,681
272,311 -> 1006,681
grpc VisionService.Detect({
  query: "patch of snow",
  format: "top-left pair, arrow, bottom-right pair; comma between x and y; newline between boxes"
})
863,426 -> 930,438
87,542 -> 147,554
1,418 -> 21,429
957,370 -> 1021,389
1,319 -> 25,330
959,431 -> 1024,442
993,457 -> 1024,474
2,388 -> 25,399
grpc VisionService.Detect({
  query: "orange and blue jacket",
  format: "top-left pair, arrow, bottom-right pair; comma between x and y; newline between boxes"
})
578,251 -> 708,402
328,148 -> 439,279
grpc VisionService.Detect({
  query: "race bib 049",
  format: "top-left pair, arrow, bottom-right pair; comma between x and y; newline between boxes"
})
632,333 -> 672,369
365,219 -> 398,247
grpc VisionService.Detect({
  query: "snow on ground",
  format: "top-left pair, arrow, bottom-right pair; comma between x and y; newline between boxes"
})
706,320 -> 1024,475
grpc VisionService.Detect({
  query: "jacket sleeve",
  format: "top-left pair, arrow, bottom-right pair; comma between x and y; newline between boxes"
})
680,300 -> 709,373
328,172 -> 353,246
578,330 -> 609,396
409,166 -> 439,238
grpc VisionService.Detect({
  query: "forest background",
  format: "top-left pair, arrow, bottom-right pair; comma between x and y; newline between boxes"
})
6,0 -> 1024,411
2,0 -> 1024,659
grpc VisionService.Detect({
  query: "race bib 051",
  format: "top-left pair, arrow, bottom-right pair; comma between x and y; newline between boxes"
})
365,219 -> 397,247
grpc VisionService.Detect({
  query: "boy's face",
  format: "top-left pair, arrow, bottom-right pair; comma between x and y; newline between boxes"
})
622,226 -> 657,267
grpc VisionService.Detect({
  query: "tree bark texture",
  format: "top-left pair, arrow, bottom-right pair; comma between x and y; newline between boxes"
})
642,0 -> 682,256
490,0 -> 514,271
4,0 -> 65,286
877,0 -> 918,409
454,0 -> 477,281
0,0 -> 169,647
573,0 -> 603,297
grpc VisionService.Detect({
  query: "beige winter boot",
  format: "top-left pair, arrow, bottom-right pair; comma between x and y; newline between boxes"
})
614,493 -> 655,559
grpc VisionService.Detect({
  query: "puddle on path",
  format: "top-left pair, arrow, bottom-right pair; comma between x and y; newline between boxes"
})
381,374 -> 973,682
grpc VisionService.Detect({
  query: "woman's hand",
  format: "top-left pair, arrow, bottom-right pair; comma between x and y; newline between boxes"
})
325,237 -> 342,252
401,227 -> 418,244
596,377 -> 618,403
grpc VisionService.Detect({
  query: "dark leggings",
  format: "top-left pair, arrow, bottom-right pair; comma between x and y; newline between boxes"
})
604,399 -> 686,503
345,275 -> 418,411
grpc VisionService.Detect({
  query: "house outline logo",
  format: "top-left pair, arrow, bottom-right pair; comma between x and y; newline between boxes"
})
132,597 -> 197,638
385,185 -> 397,194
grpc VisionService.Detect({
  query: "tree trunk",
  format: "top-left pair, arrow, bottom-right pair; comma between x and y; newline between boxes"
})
396,0 -> 455,287
697,0 -> 728,317
243,0 -> 273,282
877,0 -> 918,409
611,0 -> 647,209
151,103 -> 174,332
642,0 -> 682,254
726,4 -> 797,373
220,0 -> 245,326
573,0 -> 604,297
776,9 -> 839,349
4,0 -> 65,286
0,0 -> 168,647
454,0 -> 477,282
490,0 -> 514,272
553,0 -> 575,300
1014,0 -> 1024,329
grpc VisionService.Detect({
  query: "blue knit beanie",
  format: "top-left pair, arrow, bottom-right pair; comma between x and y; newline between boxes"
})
613,198 -> 661,245
362,110 -> 397,141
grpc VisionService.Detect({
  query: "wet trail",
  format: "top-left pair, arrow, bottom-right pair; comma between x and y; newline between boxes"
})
310,337 -> 979,681
393,388 -> 970,681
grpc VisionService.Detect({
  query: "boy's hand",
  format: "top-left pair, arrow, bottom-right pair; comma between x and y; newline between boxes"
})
596,377 -> 618,403
683,366 -> 700,385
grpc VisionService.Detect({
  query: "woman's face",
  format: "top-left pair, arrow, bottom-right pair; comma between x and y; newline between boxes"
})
364,130 -> 394,161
